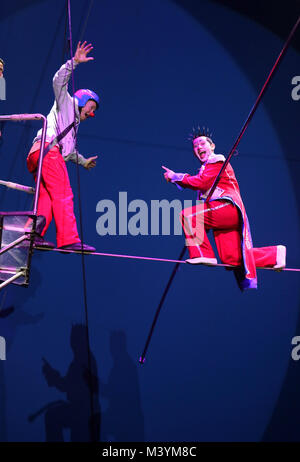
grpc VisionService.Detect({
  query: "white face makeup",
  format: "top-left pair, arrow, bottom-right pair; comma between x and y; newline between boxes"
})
193,136 -> 215,163
80,100 -> 97,121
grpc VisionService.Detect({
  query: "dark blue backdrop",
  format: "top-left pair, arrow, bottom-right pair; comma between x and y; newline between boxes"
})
0,0 -> 299,442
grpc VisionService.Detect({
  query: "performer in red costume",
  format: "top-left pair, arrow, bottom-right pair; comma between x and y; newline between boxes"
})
162,128 -> 286,290
27,41 -> 99,252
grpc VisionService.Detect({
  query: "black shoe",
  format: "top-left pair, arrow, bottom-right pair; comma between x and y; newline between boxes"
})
59,242 -> 96,253
33,236 -> 55,250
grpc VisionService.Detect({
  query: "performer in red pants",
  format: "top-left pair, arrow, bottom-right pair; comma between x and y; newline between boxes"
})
27,41 -> 99,252
162,128 -> 286,290
27,145 -> 81,249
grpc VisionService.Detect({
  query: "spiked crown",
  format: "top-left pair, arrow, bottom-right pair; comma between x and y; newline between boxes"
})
189,126 -> 213,143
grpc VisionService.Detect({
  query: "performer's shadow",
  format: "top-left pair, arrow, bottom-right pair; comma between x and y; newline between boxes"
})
0,266 -> 44,442
29,323 -> 101,442
101,330 -> 145,442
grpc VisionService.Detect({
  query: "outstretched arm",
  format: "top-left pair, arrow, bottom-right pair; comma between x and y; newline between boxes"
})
67,152 -> 98,168
168,163 -> 225,192
162,165 -> 187,183
42,358 -> 66,391
53,40 -> 94,105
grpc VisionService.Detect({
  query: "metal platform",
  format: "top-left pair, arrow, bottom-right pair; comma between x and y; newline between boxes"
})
0,113 -> 47,290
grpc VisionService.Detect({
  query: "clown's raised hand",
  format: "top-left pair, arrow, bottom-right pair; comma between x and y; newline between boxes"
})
74,41 -> 94,64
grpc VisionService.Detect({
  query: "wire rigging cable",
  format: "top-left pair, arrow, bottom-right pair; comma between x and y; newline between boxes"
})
66,0 -> 96,442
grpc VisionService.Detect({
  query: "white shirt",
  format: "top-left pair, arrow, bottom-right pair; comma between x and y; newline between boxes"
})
33,58 -> 86,166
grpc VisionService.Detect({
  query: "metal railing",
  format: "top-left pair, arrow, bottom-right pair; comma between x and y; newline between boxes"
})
0,113 -> 47,289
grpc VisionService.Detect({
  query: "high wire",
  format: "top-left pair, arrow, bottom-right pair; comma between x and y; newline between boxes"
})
35,246 -> 300,272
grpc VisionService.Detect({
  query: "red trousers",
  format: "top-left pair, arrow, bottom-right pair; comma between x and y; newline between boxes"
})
180,200 -> 277,267
27,146 -> 80,248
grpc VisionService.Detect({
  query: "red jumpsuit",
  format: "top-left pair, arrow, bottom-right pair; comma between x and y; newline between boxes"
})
174,155 -> 277,290
26,58 -> 86,248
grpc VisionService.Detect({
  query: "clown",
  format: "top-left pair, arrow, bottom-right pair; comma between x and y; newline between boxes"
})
27,41 -> 99,252
162,127 -> 286,290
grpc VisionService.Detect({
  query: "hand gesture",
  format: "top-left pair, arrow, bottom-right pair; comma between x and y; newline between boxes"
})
84,155 -> 98,170
162,165 -> 175,182
74,41 -> 94,64
42,358 -> 60,387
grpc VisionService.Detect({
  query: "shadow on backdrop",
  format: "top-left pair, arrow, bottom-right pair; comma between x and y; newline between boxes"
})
0,265 -> 44,442
101,330 -> 144,442
28,323 -> 101,442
